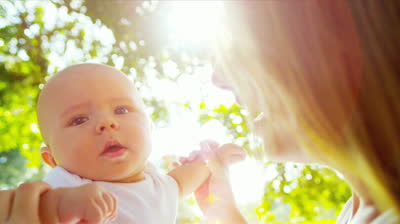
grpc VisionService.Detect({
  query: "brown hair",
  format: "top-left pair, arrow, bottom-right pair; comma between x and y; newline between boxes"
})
217,0 -> 400,212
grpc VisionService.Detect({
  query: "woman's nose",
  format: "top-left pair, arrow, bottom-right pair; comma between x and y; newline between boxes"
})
96,118 -> 119,134
212,70 -> 241,104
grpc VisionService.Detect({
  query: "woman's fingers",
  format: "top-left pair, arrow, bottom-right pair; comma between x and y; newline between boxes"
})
0,189 -> 15,223
227,146 -> 247,164
217,144 -> 247,165
8,181 -> 51,223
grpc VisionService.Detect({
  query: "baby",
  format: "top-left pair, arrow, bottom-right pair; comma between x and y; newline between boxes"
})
36,63 -> 245,223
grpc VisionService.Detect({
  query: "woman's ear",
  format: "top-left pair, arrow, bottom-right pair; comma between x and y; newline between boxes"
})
41,146 -> 57,167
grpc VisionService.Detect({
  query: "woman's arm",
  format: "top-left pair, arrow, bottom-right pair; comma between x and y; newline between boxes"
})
195,173 -> 247,224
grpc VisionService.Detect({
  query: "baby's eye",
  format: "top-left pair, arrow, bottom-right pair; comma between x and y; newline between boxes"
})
70,117 -> 89,126
115,106 -> 130,114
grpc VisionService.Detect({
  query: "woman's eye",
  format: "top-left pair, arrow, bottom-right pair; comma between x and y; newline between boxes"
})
115,106 -> 130,114
70,117 -> 89,126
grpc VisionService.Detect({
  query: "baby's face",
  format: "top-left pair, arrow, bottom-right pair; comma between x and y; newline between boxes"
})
38,64 -> 152,182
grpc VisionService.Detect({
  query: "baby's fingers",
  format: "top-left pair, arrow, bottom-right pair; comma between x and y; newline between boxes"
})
103,192 -> 117,221
200,140 -> 219,151
179,149 -> 202,165
82,200 -> 105,224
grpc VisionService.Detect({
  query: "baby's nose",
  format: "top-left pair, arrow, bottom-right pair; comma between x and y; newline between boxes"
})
96,119 -> 119,134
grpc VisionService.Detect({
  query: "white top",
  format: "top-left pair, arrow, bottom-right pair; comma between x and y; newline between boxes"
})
44,165 -> 179,224
337,196 -> 399,224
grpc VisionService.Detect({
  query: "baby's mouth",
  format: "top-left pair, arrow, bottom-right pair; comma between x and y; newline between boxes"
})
101,140 -> 128,158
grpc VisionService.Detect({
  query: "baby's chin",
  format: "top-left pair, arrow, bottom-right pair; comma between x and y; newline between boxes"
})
68,162 -> 145,183
97,165 -> 147,183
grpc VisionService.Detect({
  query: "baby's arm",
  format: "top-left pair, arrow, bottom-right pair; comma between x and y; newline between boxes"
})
40,183 -> 117,223
167,142 -> 246,198
168,158 -> 209,198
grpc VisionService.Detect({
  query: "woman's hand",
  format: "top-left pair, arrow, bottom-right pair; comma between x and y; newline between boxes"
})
0,181 -> 51,224
180,140 -> 247,224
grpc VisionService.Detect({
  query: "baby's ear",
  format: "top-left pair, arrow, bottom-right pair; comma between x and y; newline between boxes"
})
41,146 -> 57,167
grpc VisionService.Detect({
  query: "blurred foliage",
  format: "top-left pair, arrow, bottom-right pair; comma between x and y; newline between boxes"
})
0,149 -> 47,189
0,0 -> 351,223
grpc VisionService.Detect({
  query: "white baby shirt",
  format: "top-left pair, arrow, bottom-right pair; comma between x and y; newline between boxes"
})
44,165 -> 179,224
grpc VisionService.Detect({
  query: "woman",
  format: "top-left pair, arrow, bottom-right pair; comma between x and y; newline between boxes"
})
201,1 -> 399,223
1,1 -> 399,223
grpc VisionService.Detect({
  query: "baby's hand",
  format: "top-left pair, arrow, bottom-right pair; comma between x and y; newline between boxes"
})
57,183 -> 117,224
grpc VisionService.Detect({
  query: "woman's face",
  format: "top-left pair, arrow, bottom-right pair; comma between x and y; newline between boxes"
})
212,71 -> 312,163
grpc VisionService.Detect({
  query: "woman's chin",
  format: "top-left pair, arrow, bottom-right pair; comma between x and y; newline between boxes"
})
265,147 -> 312,164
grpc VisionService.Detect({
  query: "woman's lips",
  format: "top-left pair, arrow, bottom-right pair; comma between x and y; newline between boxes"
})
101,141 -> 127,158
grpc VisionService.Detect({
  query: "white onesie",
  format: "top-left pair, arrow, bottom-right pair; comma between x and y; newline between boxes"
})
44,164 -> 179,224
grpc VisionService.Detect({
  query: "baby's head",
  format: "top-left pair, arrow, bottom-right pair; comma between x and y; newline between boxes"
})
37,63 -> 152,182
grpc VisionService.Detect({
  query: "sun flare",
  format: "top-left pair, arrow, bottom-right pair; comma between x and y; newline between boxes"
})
163,1 -> 224,48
